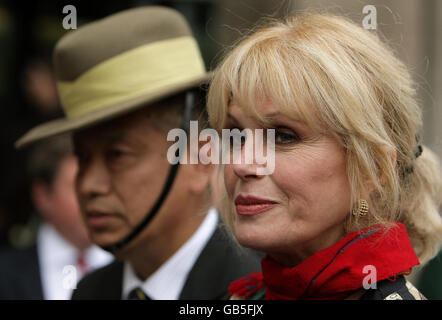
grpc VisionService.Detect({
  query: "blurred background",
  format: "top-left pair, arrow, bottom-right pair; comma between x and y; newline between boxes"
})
0,0 -> 440,298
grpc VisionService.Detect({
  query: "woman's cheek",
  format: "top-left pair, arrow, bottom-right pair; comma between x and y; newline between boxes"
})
223,164 -> 236,198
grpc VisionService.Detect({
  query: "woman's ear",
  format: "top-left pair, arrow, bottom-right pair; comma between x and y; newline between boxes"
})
364,145 -> 397,196
379,145 -> 397,186
382,145 -> 397,168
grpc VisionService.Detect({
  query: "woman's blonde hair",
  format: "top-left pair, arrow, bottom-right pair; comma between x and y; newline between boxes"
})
207,13 -> 442,264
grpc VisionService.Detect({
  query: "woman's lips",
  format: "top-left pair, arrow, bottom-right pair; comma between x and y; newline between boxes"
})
234,195 -> 278,216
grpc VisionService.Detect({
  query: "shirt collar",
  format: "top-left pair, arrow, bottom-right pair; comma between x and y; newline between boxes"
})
38,223 -> 113,269
37,223 -> 113,300
122,208 -> 218,299
38,223 -> 76,267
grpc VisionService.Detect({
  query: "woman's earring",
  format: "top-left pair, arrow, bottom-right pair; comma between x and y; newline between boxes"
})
352,199 -> 369,217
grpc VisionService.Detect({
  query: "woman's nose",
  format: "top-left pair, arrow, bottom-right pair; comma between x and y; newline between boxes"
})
230,131 -> 264,181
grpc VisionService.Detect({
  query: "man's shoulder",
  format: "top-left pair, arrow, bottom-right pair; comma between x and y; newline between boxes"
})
209,226 -> 262,275
0,244 -> 43,299
0,244 -> 39,274
180,224 -> 262,299
72,260 -> 124,300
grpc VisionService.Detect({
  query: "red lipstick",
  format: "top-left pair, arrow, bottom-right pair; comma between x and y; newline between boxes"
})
234,195 -> 278,216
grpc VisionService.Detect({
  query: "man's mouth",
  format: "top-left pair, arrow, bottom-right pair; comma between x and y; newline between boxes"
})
85,210 -> 120,228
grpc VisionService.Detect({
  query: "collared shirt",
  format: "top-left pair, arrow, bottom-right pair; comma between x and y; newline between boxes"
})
37,223 -> 113,300
122,208 -> 218,300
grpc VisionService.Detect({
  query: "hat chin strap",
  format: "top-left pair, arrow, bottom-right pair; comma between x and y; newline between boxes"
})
101,91 -> 195,253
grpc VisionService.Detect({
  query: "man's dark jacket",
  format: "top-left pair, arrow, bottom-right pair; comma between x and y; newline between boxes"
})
0,244 -> 44,299
72,225 -> 262,299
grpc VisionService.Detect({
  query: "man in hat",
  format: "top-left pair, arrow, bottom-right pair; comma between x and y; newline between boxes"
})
16,6 -> 260,300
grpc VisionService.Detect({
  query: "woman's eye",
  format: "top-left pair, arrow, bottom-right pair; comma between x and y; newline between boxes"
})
229,127 -> 246,146
274,128 -> 300,144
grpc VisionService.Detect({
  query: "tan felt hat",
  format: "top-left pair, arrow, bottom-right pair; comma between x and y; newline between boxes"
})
15,6 -> 210,148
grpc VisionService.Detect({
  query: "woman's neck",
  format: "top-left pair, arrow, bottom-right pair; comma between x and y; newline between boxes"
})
268,223 -> 346,268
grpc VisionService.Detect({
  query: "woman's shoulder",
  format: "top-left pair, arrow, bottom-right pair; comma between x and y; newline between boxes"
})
228,273 -> 426,300
360,275 -> 426,300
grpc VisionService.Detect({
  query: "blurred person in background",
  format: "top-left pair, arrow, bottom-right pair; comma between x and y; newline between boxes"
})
0,134 -> 112,300
0,56 -> 64,249
15,6 -> 260,300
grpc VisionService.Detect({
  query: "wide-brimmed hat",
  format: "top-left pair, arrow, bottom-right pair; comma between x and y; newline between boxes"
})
15,6 -> 210,148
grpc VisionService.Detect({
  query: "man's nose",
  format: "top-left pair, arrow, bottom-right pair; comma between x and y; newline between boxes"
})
76,157 -> 111,198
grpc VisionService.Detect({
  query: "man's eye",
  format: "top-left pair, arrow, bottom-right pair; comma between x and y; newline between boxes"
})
107,149 -> 127,159
274,128 -> 301,144
74,150 -> 88,163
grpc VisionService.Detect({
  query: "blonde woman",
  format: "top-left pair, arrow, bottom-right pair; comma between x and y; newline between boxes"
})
207,13 -> 442,300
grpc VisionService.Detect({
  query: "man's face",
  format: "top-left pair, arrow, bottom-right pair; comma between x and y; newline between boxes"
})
73,109 -> 189,252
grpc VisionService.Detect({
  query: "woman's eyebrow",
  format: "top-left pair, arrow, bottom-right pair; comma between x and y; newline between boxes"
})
262,111 -> 282,120
264,112 -> 307,126
228,110 -> 281,121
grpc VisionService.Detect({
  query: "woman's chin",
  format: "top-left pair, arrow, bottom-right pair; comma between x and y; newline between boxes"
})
234,231 -> 275,253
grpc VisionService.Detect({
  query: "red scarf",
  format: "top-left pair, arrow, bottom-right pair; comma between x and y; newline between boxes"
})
229,222 -> 419,300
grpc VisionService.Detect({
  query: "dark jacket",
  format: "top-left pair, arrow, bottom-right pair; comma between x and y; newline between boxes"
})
416,251 -> 442,299
0,244 -> 44,299
71,225 -> 262,300
360,275 -> 426,300
234,275 -> 426,300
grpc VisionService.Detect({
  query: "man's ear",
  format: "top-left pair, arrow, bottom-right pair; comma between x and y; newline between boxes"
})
31,181 -> 53,220
189,162 -> 215,195
209,166 -> 225,208
187,139 -> 216,195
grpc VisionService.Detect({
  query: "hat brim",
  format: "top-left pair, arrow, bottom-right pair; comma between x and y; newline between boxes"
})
15,73 -> 211,149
